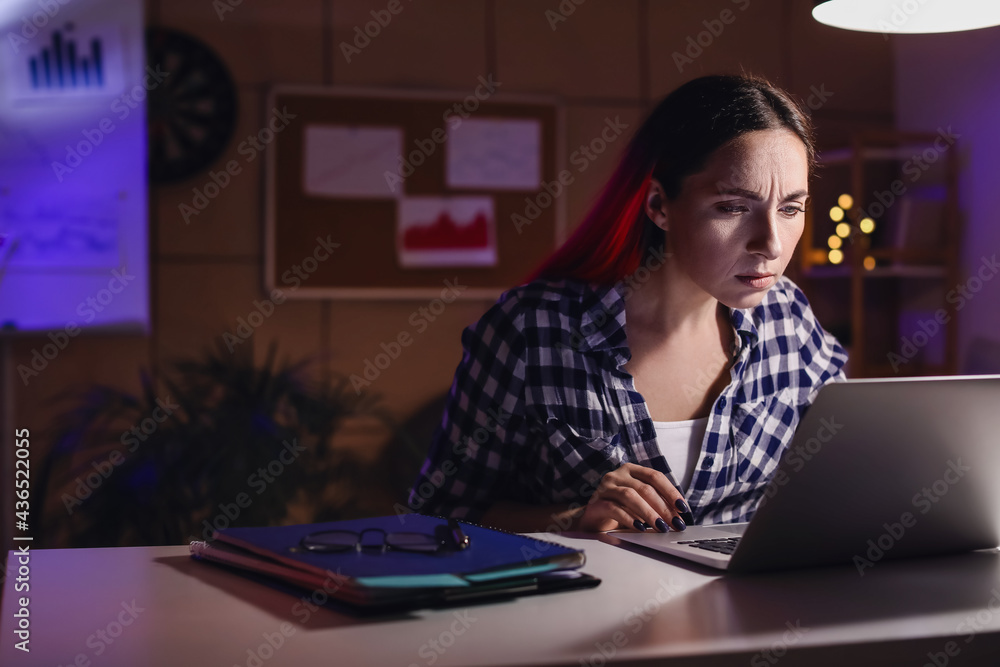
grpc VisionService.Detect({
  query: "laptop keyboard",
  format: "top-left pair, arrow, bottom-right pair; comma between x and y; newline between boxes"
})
676,537 -> 741,555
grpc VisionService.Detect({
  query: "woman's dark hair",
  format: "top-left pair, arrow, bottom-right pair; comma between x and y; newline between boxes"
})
526,74 -> 816,285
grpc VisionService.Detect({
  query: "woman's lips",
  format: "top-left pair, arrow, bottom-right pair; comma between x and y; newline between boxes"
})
736,274 -> 775,289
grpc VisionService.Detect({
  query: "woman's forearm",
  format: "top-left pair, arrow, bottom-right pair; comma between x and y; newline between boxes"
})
480,500 -> 587,533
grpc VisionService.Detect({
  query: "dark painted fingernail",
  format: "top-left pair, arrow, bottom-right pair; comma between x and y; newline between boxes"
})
672,516 -> 687,531
655,517 -> 668,533
675,498 -> 690,514
633,518 -> 647,532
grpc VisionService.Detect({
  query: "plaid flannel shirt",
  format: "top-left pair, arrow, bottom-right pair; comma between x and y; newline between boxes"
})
408,275 -> 848,526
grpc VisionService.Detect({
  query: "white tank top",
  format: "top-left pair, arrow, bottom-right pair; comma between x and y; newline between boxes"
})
651,416 -> 710,494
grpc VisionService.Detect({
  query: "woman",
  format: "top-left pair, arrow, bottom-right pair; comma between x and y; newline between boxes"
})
407,74 -> 848,534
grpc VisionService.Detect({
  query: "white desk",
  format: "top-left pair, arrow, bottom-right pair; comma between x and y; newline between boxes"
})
4,533 -> 1000,666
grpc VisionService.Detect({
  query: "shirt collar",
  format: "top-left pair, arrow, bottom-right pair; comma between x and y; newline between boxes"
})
580,280 -> 760,356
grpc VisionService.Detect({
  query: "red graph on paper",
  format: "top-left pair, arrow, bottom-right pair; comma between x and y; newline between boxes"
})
402,211 -> 490,250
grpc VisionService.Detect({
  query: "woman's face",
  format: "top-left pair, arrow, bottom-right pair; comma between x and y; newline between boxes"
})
656,128 -> 810,310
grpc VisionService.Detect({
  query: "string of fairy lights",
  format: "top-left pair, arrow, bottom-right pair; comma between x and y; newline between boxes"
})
825,193 -> 877,270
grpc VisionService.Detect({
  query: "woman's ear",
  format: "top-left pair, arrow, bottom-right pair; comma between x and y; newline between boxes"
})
645,179 -> 669,231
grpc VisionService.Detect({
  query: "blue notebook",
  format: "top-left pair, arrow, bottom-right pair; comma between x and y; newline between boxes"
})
190,514 -> 597,609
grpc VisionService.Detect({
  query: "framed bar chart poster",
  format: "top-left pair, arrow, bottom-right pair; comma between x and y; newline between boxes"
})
265,85 -> 563,300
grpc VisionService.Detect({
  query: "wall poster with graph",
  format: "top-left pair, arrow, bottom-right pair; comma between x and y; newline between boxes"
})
265,86 -> 563,300
0,0 -> 148,332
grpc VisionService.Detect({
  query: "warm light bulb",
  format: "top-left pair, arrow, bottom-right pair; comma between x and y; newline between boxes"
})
829,206 -> 844,222
813,0 -> 1000,35
863,256 -> 876,270
828,235 -> 842,250
838,193 -> 854,209
828,249 -> 844,265
860,217 -> 875,234
836,222 -> 851,238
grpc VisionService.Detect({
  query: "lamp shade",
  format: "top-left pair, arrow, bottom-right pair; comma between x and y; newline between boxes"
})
813,0 -> 1000,34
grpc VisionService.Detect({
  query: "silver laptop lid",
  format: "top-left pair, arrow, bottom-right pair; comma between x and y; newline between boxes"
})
729,375 -> 1000,573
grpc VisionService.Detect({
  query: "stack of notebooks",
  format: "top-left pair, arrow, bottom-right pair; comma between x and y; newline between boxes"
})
189,513 -> 600,611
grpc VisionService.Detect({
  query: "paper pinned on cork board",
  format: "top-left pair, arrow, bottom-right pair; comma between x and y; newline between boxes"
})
302,125 -> 404,199
396,196 -> 497,269
446,118 -> 541,190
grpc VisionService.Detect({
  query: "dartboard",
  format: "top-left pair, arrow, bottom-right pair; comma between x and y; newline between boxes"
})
146,27 -> 238,183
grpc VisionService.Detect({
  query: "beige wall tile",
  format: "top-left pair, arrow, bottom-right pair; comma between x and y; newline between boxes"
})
11,335 -> 150,460
156,261 -> 320,365
496,0 -> 641,100
786,0 -> 894,117
246,295 -> 326,371
158,0 -> 324,85
155,87 -> 265,258
562,104 -> 646,235
157,261 -> 259,362
327,296 -> 495,420
331,0 -> 488,89
648,0 -> 783,99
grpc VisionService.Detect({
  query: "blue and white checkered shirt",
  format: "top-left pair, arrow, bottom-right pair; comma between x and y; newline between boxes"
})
408,275 -> 848,526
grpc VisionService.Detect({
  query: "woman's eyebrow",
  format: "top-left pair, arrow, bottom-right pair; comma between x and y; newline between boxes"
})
714,187 -> 810,202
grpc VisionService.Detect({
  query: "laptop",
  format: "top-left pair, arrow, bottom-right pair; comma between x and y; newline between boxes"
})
615,375 -> 1000,573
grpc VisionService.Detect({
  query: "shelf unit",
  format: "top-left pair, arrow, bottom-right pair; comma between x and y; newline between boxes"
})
798,130 -> 961,377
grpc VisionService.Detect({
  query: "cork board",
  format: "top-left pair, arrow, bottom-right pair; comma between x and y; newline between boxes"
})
265,85 -> 564,299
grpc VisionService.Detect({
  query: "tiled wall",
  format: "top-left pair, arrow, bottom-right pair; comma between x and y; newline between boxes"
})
10,0 -> 895,537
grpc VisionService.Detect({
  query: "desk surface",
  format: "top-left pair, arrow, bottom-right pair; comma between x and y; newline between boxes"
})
4,533 -> 1000,667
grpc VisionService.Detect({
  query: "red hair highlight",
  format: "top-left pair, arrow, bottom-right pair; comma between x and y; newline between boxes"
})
524,75 -> 816,288
525,163 -> 653,286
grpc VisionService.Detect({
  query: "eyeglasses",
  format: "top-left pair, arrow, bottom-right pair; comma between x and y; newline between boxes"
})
299,519 -> 470,555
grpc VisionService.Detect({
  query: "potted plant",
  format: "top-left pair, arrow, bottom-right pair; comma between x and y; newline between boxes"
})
32,342 -> 422,547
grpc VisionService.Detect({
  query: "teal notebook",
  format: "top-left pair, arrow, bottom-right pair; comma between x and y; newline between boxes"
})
190,514 -> 597,608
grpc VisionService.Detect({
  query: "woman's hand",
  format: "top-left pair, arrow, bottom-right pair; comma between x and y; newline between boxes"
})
577,462 -> 691,533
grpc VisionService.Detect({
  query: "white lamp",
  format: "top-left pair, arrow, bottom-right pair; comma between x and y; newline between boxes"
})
813,0 -> 1000,34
